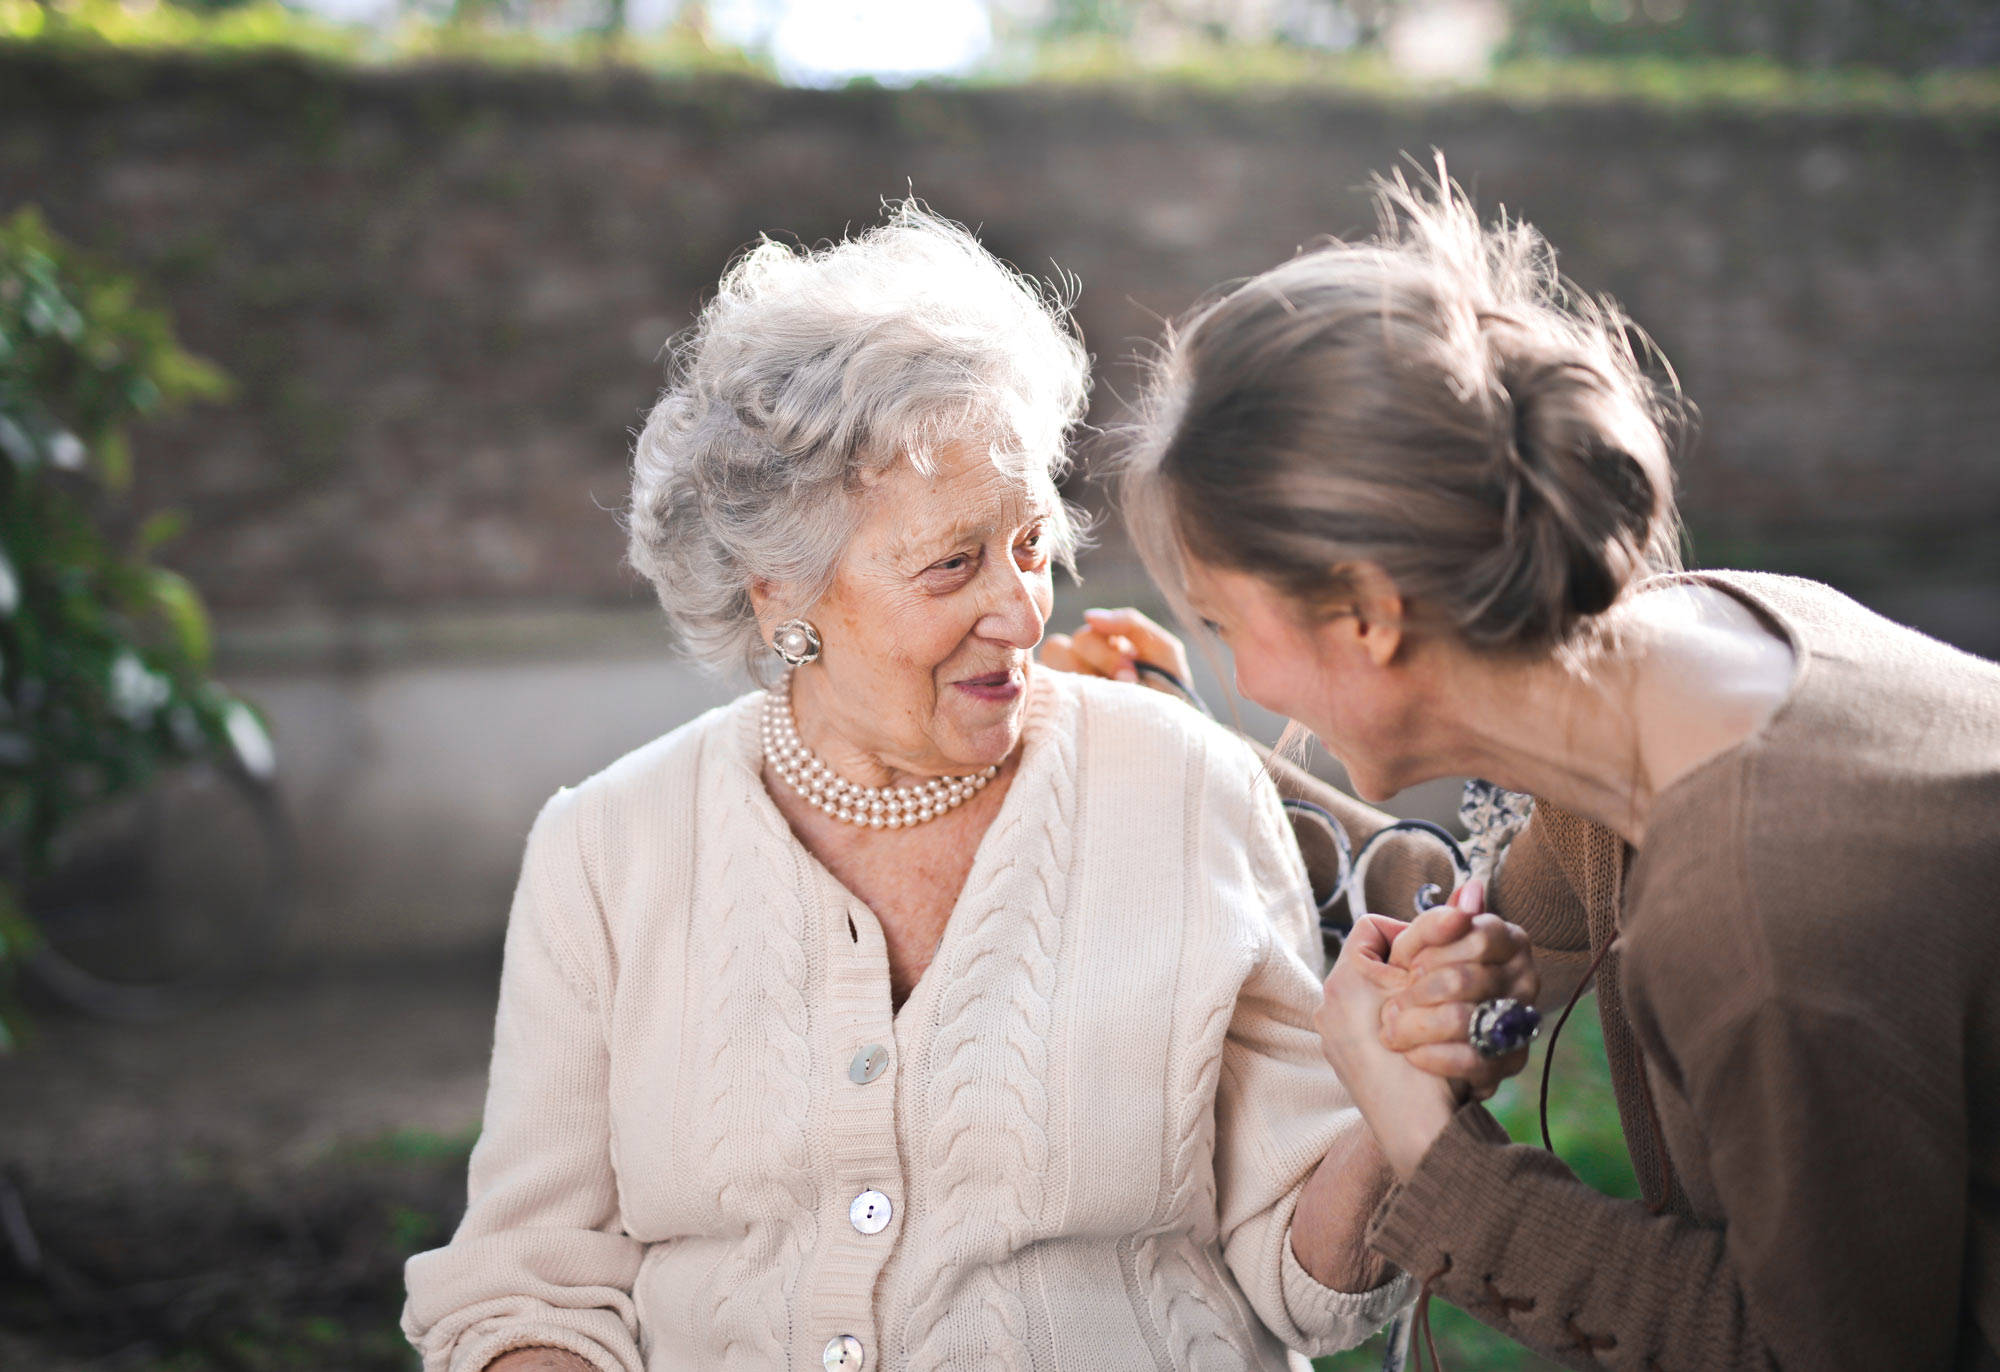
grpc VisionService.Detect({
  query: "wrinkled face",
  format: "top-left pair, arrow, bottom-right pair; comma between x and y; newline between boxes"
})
781,440 -> 1056,778
1183,556 -> 1422,803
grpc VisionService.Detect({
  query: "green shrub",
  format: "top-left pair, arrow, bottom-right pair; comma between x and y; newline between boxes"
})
0,205 -> 261,1047
0,0 -> 771,74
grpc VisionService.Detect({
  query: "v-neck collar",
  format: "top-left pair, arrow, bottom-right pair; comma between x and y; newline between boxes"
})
727,671 -> 1074,1022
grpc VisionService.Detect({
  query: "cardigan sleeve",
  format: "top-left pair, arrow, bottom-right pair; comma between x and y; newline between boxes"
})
402,790 -> 646,1372
1213,777 -> 1414,1356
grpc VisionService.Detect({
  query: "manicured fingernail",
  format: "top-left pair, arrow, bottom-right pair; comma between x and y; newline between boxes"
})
1116,665 -> 1138,683
1457,879 -> 1486,913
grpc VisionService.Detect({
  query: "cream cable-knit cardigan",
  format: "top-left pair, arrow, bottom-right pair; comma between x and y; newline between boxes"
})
402,671 -> 1412,1372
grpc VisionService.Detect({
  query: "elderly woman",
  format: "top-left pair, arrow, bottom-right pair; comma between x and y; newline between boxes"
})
400,207 -> 1421,1372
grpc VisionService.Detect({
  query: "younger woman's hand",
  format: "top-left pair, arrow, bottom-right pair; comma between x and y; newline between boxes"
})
1379,880 -> 1540,1099
1041,607 -> 1191,692
1313,914 -> 1460,1181
484,1349 -> 597,1372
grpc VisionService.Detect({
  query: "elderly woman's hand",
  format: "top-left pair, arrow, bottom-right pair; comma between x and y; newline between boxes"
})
484,1348 -> 598,1372
1378,880 -> 1540,1100
1042,607 -> 1192,693
1313,914 -> 1461,1180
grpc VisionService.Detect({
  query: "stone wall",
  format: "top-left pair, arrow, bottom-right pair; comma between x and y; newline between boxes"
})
6,49 -> 1997,951
5,48 -> 1998,632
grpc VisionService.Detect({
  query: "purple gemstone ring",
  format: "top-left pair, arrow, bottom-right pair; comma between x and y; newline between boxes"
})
1468,997 -> 1542,1060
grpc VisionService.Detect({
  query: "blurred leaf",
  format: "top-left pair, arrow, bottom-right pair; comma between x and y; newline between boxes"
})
83,276 -> 136,329
224,700 -> 278,781
145,566 -> 213,670
0,883 -> 39,960
22,282 -> 83,342
93,427 -> 130,490
0,414 -> 30,469
152,349 -> 231,405
135,508 -> 189,555
107,650 -> 171,725
125,374 -> 162,415
0,540 -> 18,617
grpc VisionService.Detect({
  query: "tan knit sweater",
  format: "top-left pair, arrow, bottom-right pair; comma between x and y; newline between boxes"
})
402,670 -> 1411,1372
1368,571 -> 2000,1370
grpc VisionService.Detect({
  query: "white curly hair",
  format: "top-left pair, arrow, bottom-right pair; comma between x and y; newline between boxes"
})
626,202 -> 1092,681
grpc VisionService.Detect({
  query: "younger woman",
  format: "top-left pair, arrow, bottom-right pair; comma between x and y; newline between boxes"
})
1076,168 -> 2000,1370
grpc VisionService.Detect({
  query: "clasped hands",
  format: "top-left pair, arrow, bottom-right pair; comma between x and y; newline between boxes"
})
1313,880 -> 1539,1181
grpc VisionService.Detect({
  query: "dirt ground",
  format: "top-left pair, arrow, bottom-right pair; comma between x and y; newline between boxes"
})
0,954 -> 500,1371
0,948 -> 1575,1372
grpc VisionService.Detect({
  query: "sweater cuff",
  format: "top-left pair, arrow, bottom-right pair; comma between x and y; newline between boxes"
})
1280,1227 -> 1415,1346
1366,1101 -> 1512,1275
453,1324 -> 632,1372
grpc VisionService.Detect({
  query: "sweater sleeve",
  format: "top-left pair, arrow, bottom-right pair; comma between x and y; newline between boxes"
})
1486,807 -> 1597,998
1367,995 -> 1967,1370
402,790 -> 646,1372
1213,777 -> 1414,1356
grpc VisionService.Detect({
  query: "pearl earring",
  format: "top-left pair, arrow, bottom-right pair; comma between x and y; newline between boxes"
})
771,618 -> 822,667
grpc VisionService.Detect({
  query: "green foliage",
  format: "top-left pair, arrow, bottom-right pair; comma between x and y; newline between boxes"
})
996,0 -> 1400,47
1005,35 -> 2000,111
1487,993 -> 1639,1198
0,206 -> 259,1041
342,1124 -> 481,1165
383,1199 -> 445,1255
1503,0 -> 1998,73
998,0 -> 1998,82
0,0 -> 771,74
3,0 -> 1993,109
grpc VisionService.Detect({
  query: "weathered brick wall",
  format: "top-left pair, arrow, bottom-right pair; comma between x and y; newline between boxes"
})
5,49 -> 1998,618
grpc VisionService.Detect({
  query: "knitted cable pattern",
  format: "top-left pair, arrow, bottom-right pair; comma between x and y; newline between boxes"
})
1135,753 -> 1258,1370
1134,990 -> 1256,1371
694,759 -> 819,1366
899,689 -> 1075,1371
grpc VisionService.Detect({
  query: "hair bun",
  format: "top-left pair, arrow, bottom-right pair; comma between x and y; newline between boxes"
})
1120,159 -> 1683,658
1471,358 -> 1671,646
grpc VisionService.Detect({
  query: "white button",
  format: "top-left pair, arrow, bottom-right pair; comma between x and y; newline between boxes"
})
849,1044 -> 889,1085
849,1189 -> 893,1235
823,1334 -> 865,1371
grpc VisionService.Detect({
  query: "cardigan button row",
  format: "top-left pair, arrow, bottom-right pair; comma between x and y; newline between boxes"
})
827,912 -> 891,1372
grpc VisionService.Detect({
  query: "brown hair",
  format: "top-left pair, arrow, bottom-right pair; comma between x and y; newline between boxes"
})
1120,161 -> 1684,655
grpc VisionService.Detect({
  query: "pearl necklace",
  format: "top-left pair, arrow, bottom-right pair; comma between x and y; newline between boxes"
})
761,676 -> 997,829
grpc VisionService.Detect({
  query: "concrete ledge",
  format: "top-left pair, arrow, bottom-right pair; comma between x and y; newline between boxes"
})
221,577 -> 1462,957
